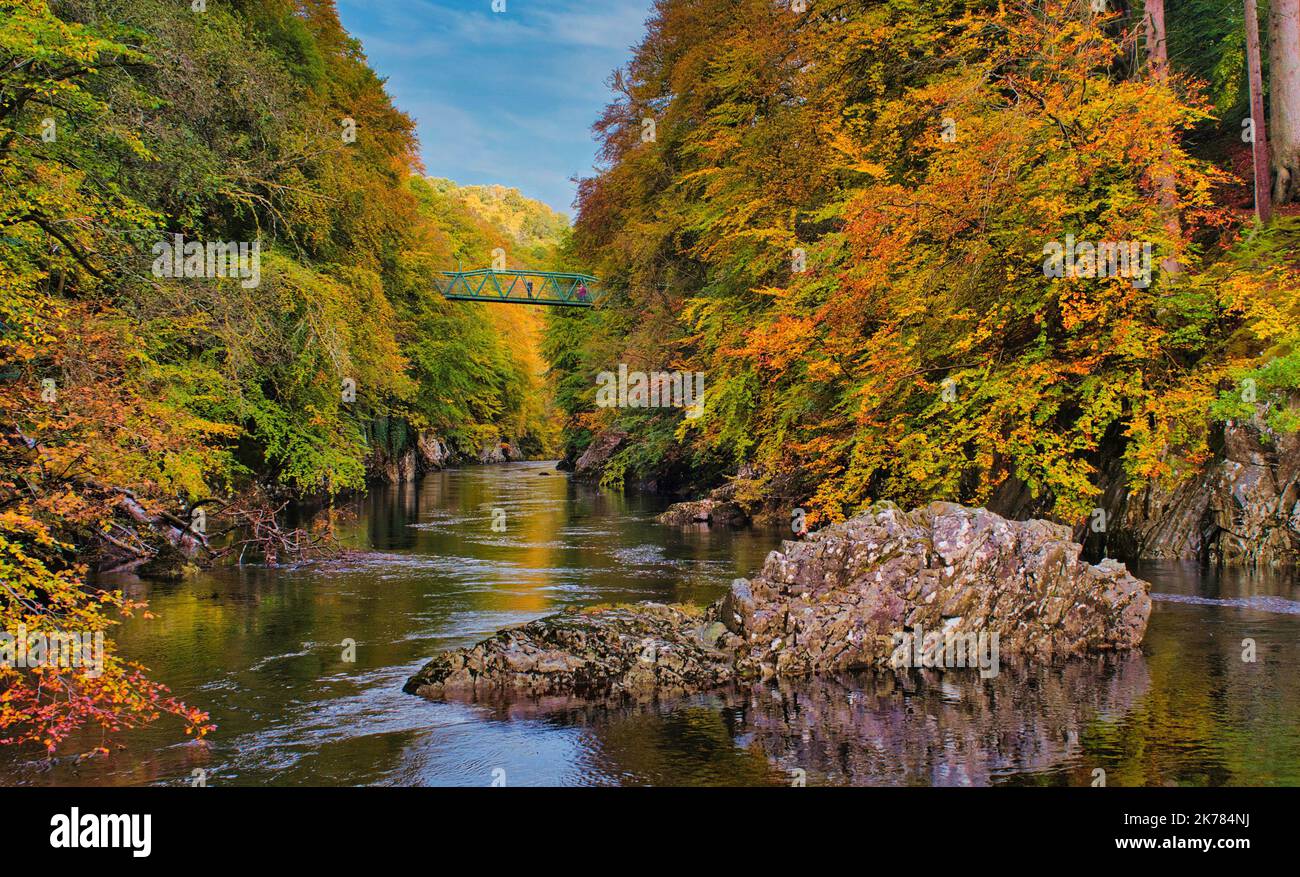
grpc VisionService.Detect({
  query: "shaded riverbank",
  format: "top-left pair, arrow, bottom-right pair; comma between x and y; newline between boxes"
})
2,462 -> 1298,786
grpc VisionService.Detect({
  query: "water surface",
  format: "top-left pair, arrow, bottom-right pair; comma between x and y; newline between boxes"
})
2,461 -> 1298,786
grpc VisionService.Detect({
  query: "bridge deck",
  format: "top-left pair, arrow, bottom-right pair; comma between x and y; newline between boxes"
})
435,269 -> 600,307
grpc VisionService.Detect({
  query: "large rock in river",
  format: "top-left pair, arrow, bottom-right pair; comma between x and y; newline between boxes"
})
404,503 -> 1152,700
571,427 -> 627,481
727,502 -> 1151,680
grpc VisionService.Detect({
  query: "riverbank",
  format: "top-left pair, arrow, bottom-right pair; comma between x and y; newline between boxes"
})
636,395 -> 1300,569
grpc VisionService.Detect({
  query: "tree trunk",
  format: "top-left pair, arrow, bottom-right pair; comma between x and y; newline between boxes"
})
116,491 -> 208,559
1247,0 -> 1274,222
1270,0 -> 1300,203
1144,0 -> 1171,80
1144,0 -> 1183,274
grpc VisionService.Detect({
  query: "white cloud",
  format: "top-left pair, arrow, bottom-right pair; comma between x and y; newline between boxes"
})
336,0 -> 653,212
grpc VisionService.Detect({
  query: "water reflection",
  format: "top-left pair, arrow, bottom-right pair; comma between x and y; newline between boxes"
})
428,655 -> 1150,786
0,463 -> 1297,787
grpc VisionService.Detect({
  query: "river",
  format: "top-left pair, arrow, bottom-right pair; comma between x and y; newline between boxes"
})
2,461 -> 1298,786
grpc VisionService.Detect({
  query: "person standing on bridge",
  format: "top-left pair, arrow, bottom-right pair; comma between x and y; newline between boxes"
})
577,282 -> 588,302
525,279 -> 534,298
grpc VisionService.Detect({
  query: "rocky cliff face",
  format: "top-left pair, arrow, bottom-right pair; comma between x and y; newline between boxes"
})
367,431 -> 453,483
476,441 -> 522,464
1107,403 -> 1300,566
608,399 -> 1300,565
368,432 -> 533,483
404,503 -> 1151,702
570,427 -> 627,481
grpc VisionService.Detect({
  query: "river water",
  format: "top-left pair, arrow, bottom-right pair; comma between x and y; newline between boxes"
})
3,461 -> 1298,786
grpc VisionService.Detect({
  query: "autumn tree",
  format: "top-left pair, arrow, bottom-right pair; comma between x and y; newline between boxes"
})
552,0 -> 1299,529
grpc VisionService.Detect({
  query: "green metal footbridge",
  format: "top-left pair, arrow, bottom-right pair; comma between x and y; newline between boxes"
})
435,268 -> 601,307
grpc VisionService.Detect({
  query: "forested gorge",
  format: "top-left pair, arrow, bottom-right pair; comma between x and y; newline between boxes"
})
1,0 -> 563,751
2,0 -> 1299,758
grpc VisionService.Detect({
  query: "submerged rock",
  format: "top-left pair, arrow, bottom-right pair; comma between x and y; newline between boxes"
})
657,498 -> 748,526
404,502 -> 1151,701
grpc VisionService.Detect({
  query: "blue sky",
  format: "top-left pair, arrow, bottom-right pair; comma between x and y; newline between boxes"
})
336,0 -> 654,217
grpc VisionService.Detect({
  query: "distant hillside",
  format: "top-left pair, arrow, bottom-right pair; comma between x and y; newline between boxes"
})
427,178 -> 570,259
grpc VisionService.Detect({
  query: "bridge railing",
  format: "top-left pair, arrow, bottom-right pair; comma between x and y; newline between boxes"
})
435,269 -> 601,307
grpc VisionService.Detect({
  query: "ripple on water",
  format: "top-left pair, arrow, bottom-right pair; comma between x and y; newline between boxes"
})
1152,593 -> 1300,615
246,645 -> 320,672
610,544 -> 670,566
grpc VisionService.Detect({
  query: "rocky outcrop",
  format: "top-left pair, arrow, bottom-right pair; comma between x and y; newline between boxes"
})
657,498 -> 748,526
658,471 -> 758,526
405,502 -> 1152,702
368,430 -> 453,483
477,441 -> 521,464
403,603 -> 735,699
417,433 -> 453,470
571,427 -> 627,481
369,430 -> 531,481
727,502 -> 1150,680
656,466 -> 810,527
1108,400 -> 1300,565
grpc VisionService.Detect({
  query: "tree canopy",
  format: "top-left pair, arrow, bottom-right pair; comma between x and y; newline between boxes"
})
547,0 -> 1300,527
